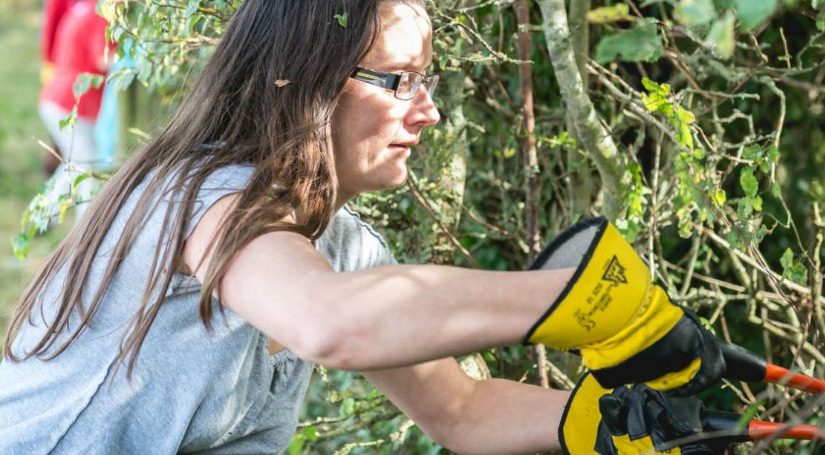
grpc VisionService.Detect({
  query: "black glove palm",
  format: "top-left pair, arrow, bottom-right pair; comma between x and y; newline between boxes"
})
561,373 -> 730,455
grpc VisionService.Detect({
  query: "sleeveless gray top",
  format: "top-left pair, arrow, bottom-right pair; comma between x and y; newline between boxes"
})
0,164 -> 396,454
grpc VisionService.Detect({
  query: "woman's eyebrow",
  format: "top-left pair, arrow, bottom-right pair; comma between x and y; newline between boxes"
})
381,62 -> 434,74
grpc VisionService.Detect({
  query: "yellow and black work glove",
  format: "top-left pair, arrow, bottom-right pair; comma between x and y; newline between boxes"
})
561,372 -> 726,455
526,217 -> 725,395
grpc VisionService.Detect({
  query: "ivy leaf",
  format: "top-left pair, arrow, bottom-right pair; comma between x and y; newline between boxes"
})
740,167 -> 759,197
595,19 -> 663,63
735,0 -> 777,31
334,13 -> 348,28
675,0 -> 717,27
705,12 -> 736,59
586,4 -> 633,24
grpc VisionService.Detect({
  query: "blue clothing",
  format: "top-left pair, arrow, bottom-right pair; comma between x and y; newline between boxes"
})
0,164 -> 395,454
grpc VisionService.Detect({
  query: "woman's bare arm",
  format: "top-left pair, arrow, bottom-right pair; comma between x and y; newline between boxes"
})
363,358 -> 569,454
184,194 -> 573,370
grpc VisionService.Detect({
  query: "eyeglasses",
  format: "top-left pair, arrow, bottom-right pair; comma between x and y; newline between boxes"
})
350,66 -> 439,101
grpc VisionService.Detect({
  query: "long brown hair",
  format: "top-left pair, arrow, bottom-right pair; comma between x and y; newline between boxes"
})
4,0 -> 407,375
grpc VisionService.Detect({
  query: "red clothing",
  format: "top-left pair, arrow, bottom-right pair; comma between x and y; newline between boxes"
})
41,0 -> 77,63
39,0 -> 110,120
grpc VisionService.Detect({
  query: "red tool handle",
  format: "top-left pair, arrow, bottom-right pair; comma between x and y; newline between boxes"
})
749,420 -> 825,441
722,343 -> 825,394
765,363 -> 825,394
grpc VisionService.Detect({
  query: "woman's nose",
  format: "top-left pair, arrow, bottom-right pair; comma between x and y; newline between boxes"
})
407,86 -> 441,127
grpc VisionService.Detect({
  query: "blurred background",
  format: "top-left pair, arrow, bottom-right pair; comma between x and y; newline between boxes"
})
0,0 -> 70,331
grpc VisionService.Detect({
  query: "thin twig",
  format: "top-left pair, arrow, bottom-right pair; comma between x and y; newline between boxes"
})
407,171 -> 480,268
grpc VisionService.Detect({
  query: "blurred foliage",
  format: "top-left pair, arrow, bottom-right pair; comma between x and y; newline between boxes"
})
12,0 -> 825,452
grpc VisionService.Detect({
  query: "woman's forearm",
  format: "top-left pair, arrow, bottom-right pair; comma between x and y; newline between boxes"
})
443,378 -> 569,454
307,265 -> 574,370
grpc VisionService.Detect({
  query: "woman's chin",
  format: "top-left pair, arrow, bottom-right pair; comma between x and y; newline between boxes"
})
375,166 -> 409,191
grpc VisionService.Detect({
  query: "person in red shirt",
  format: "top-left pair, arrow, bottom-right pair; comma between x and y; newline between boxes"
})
41,0 -> 77,84
38,0 -> 110,218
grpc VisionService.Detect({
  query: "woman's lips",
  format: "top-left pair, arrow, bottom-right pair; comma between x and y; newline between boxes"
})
389,144 -> 412,157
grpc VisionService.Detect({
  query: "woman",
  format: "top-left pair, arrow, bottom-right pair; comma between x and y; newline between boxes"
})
0,1 -> 721,453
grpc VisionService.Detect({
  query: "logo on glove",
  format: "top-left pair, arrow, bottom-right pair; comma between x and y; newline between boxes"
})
602,256 -> 627,285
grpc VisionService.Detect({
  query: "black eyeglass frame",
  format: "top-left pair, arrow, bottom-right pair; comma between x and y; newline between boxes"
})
350,66 -> 439,101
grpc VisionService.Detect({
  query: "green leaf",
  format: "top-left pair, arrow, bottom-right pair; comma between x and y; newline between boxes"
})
780,248 -> 795,268
780,248 -> 808,284
771,182 -> 782,198
675,0 -> 717,27
740,167 -> 759,197
752,195 -> 763,212
727,230 -> 744,250
743,145 -> 763,161
586,4 -> 633,24
642,92 -> 671,113
767,145 -> 780,162
712,189 -> 727,206
595,19 -> 664,63
10,232 -> 32,260
334,12 -> 348,28
58,106 -> 78,131
677,120 -> 694,150
641,77 -> 666,94
72,73 -> 105,100
73,173 -> 90,188
339,397 -> 355,416
735,0 -> 777,31
737,197 -> 754,218
676,106 -> 696,124
739,400 -> 765,429
705,12 -> 736,59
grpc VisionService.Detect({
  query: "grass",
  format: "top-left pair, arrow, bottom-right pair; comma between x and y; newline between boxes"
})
0,0 -> 71,347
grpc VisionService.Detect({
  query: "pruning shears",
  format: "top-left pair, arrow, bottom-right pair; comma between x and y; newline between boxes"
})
699,344 -> 825,444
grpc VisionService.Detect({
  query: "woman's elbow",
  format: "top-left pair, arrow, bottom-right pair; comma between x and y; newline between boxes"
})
284,309 -> 367,370
288,327 -> 355,369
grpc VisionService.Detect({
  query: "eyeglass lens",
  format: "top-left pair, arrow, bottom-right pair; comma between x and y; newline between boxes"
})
396,72 -> 439,100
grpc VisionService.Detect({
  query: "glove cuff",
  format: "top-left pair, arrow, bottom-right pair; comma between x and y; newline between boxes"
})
525,217 -> 651,348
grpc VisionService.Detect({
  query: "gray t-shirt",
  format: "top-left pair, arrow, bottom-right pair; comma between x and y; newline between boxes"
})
0,164 -> 396,454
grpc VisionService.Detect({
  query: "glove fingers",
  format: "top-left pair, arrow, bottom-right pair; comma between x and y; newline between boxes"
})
625,386 -> 656,440
594,420 -> 621,455
598,387 -> 630,436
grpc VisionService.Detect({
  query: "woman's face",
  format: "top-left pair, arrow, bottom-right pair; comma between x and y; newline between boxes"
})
331,1 -> 440,201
